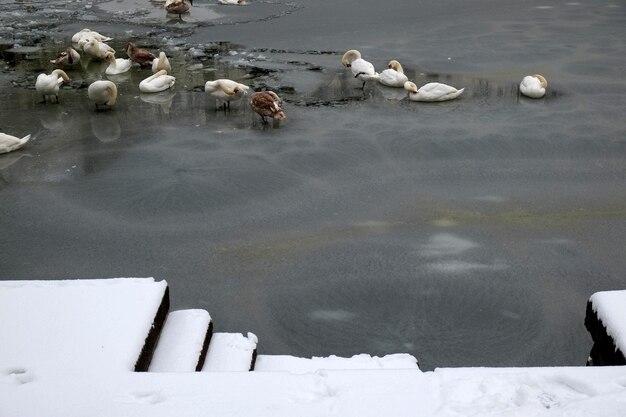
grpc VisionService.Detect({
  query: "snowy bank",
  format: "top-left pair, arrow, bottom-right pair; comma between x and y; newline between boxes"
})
1,278 -> 626,416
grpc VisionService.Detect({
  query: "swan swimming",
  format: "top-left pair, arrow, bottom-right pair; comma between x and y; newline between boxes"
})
342,49 -> 379,89
50,47 -> 81,68
152,52 -> 172,74
104,52 -> 133,75
35,69 -> 70,103
204,79 -> 250,110
404,81 -> 464,102
249,91 -> 286,123
88,80 -> 118,111
71,29 -> 112,44
0,133 -> 31,154
165,0 -> 193,18
126,43 -> 157,68
81,39 -> 115,60
139,70 -> 176,93
378,60 -> 409,88
520,74 -> 547,98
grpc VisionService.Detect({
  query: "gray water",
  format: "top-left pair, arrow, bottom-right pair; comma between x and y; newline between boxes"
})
1,0 -> 625,370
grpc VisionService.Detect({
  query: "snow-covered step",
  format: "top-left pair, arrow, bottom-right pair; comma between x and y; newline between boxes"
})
585,290 -> 626,365
0,277 -> 169,373
201,332 -> 258,371
149,309 -> 213,372
255,353 -> 420,373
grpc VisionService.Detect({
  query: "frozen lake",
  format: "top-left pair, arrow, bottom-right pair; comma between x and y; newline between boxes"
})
1,0 -> 625,370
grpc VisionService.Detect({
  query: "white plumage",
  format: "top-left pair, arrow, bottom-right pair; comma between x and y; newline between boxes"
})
342,49 -> 380,89
378,60 -> 408,88
88,80 -> 118,110
104,52 -> 133,75
520,74 -> 547,98
35,69 -> 70,103
152,52 -> 172,74
139,70 -> 176,93
404,81 -> 464,102
204,79 -> 249,110
0,133 -> 31,154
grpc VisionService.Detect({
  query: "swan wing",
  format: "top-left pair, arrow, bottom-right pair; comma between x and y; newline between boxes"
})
351,58 -> 378,79
378,68 -> 408,87
0,133 -> 30,154
520,76 -> 545,98
416,83 -> 463,101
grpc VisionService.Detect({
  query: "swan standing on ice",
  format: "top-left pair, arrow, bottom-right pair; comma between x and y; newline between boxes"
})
35,69 -> 70,103
404,81 -> 464,102
0,133 -> 31,154
342,49 -> 379,89
81,39 -> 115,60
126,43 -> 157,68
72,29 -> 112,44
378,60 -> 409,87
88,80 -> 118,111
520,74 -> 547,98
50,47 -> 80,68
205,79 -> 249,110
152,52 -> 172,74
249,91 -> 286,124
165,0 -> 193,18
104,52 -> 133,75
139,70 -> 176,93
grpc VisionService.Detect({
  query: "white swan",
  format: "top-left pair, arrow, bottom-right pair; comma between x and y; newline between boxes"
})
0,133 -> 31,154
104,52 -> 133,75
88,80 -> 118,110
218,0 -> 245,4
81,39 -> 116,60
378,60 -> 408,87
520,74 -> 547,98
205,79 -> 249,110
152,52 -> 172,74
342,49 -> 379,89
404,81 -> 464,102
72,29 -> 113,44
35,69 -> 70,103
139,70 -> 176,93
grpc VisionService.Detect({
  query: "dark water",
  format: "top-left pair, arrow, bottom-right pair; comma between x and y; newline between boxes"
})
1,0 -> 625,370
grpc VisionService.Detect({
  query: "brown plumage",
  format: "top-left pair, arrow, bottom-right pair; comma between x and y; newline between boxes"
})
249,91 -> 286,124
165,0 -> 193,18
126,42 -> 157,68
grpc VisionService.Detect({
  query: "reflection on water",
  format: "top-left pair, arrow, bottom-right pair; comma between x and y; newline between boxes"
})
91,112 -> 121,143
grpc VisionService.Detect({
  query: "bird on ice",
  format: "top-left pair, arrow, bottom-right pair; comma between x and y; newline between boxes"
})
519,74 -> 547,98
35,69 -> 70,103
341,49 -> 379,89
205,79 -> 249,110
88,80 -> 118,111
126,43 -> 157,68
378,60 -> 409,88
0,132 -> 31,154
249,91 -> 286,124
403,81 -> 464,102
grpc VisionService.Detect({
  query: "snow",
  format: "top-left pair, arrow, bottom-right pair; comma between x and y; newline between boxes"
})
202,332 -> 258,371
255,353 -> 419,372
0,278 -> 167,372
148,309 -> 211,372
590,290 -> 626,353
1,278 -> 626,416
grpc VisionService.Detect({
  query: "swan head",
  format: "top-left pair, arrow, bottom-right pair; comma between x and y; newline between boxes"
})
51,69 -> 70,82
387,60 -> 404,73
404,81 -> 418,94
342,49 -> 361,67
533,74 -> 547,88
104,51 -> 116,63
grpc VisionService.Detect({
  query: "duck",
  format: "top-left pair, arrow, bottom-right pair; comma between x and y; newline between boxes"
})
0,133 -> 31,154
88,80 -> 118,111
165,0 -> 193,18
151,51 -> 172,74
81,39 -> 116,60
35,69 -> 70,103
249,91 -> 286,123
50,47 -> 81,68
139,70 -> 176,93
205,79 -> 249,110
71,28 -> 113,44
126,42 -> 157,68
103,52 -> 133,75
341,49 -> 379,89
404,81 -> 464,102
520,74 -> 547,98
378,60 -> 409,87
